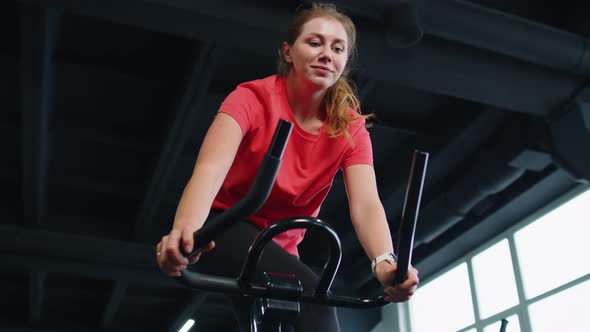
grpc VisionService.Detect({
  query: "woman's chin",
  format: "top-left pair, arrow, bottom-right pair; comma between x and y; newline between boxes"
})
305,75 -> 335,90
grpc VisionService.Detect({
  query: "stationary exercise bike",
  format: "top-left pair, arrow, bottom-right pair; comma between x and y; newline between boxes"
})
176,120 -> 429,331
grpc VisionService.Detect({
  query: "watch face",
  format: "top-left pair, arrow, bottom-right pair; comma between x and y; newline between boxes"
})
390,253 -> 398,262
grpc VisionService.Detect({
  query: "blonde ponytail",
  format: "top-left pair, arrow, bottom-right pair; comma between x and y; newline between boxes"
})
324,75 -> 370,143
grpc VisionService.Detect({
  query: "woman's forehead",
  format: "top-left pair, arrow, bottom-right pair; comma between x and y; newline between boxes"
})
299,16 -> 348,44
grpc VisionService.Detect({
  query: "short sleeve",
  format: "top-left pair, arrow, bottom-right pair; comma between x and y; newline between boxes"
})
341,119 -> 374,169
217,86 -> 261,136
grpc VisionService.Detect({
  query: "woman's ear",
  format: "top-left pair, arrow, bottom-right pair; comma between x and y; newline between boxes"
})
282,42 -> 293,64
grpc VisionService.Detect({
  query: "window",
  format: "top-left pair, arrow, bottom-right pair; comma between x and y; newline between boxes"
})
472,240 -> 519,319
409,264 -> 474,332
483,315 -> 520,332
528,280 -> 590,332
514,189 -> 590,299
400,188 -> 590,332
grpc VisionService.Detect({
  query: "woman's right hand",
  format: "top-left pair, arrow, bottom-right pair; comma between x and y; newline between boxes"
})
156,227 -> 215,277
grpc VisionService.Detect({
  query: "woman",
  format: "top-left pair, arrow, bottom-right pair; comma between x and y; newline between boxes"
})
156,3 -> 419,331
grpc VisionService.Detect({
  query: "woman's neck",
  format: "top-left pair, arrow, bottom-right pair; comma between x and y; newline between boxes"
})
285,73 -> 327,122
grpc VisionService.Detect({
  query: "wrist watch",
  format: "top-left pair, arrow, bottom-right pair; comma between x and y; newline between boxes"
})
371,252 -> 398,274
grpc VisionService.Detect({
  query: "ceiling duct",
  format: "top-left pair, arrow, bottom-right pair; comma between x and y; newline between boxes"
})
413,118 -> 553,246
414,0 -> 590,75
414,152 -> 525,246
383,1 -> 423,48
548,100 -> 590,183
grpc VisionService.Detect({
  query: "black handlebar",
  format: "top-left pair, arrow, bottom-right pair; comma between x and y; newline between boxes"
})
237,217 -> 341,298
176,119 -> 428,309
185,120 -> 293,261
394,150 -> 429,285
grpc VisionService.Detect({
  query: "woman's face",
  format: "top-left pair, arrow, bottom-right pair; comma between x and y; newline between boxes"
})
283,16 -> 349,91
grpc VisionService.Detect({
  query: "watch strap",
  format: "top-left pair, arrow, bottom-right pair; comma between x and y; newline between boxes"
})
371,252 -> 398,274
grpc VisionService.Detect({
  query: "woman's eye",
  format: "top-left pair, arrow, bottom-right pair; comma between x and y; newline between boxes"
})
333,46 -> 344,53
309,41 -> 321,47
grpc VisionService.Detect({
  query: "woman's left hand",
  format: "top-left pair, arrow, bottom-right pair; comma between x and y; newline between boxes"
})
374,262 -> 419,302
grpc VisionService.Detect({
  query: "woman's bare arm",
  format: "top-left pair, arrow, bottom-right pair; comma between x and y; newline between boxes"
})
157,112 -> 243,276
343,164 -> 419,302
173,113 -> 243,230
343,164 -> 393,261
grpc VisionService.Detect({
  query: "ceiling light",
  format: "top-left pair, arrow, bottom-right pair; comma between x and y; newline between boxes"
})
178,319 -> 196,332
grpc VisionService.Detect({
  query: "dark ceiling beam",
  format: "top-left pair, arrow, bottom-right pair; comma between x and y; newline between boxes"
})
0,250 -> 178,287
167,293 -> 207,332
19,0 -> 579,116
19,5 -> 59,328
99,281 -> 128,330
380,110 -> 510,218
339,109 -> 510,259
415,0 -> 590,76
49,175 -> 146,201
414,168 -> 578,281
354,0 -> 590,75
138,0 -> 583,115
55,127 -> 152,153
133,44 -> 221,240
18,4 -> 59,228
356,76 -> 375,104
140,0 -> 583,115
370,122 -> 428,138
0,225 -> 178,288
29,271 -> 45,325
356,167 -> 578,295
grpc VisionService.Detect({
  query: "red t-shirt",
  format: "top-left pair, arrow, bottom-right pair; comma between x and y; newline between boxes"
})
211,75 -> 373,256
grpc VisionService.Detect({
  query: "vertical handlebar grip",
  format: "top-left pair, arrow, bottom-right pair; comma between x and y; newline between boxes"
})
183,120 -> 293,261
268,119 -> 293,159
393,150 -> 428,285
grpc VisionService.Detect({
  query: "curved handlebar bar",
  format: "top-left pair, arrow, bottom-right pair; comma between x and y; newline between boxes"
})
176,119 -> 429,309
237,217 -> 341,298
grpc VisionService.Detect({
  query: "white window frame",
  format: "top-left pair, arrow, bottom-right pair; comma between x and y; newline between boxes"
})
399,185 -> 590,332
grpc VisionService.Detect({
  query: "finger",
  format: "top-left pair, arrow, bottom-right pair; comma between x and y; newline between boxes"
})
398,271 -> 419,290
187,241 -> 215,264
156,242 -> 162,262
187,252 -> 201,264
386,285 -> 411,299
162,266 -> 179,277
163,263 -> 187,276
204,240 -> 216,252
162,268 -> 181,278
386,290 -> 411,303
385,287 -> 397,299
158,235 -> 168,254
156,237 -> 169,269
165,230 -> 189,265
181,229 -> 195,254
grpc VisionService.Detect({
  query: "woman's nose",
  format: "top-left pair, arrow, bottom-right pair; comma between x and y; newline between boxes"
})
318,46 -> 332,62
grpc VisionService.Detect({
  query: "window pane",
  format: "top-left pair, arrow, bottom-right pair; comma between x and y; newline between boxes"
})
472,239 -> 519,318
528,280 -> 590,332
483,314 -> 520,332
514,189 -> 590,298
410,264 -> 475,332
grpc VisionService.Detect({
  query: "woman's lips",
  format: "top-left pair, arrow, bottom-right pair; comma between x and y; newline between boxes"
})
311,66 -> 332,74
